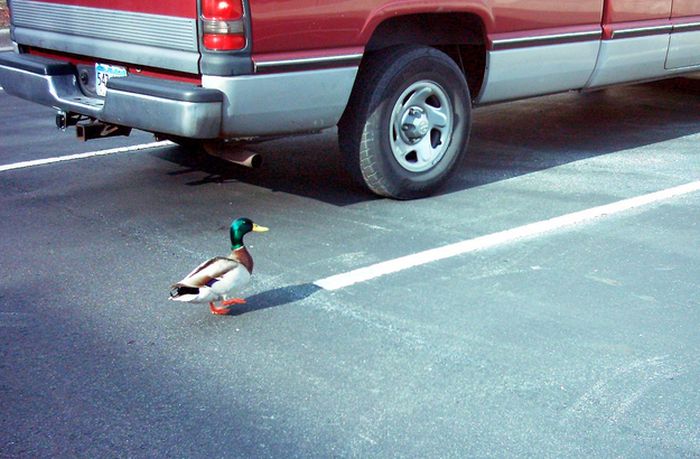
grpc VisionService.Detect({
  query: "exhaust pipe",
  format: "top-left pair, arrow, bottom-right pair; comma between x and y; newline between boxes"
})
203,142 -> 263,169
76,122 -> 132,141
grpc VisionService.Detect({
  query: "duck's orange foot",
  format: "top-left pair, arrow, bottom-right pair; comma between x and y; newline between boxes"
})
209,302 -> 232,315
221,298 -> 246,306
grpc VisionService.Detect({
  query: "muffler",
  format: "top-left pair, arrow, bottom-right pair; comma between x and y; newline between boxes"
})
76,122 -> 132,141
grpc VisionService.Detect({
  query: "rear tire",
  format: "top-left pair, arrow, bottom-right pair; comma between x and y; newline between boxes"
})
339,45 -> 472,199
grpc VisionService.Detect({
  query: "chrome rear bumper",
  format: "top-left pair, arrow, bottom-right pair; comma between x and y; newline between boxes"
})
0,52 -> 223,139
0,51 -> 360,139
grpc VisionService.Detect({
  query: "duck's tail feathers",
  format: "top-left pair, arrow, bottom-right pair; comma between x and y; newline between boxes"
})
169,284 -> 200,301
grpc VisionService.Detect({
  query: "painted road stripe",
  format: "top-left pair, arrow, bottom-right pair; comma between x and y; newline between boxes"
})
0,141 -> 172,172
314,180 -> 700,290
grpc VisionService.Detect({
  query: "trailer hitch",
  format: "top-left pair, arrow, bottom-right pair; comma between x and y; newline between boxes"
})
55,111 -> 84,130
76,122 -> 132,141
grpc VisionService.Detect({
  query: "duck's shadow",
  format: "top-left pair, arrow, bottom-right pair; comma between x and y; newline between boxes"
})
227,283 -> 322,316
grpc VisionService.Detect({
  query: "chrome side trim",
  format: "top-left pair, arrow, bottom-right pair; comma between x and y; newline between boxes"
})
203,67 -> 359,136
492,30 -> 602,51
672,22 -> 700,32
13,28 -> 200,74
477,40 -> 600,104
255,54 -> 363,73
610,25 -> 672,39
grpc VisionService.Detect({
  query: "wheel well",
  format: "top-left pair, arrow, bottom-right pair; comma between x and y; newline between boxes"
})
365,14 -> 487,97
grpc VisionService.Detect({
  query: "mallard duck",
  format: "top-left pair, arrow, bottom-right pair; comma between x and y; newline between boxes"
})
169,217 -> 269,315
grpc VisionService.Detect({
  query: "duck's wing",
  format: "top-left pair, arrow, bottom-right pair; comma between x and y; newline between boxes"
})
174,257 -> 241,288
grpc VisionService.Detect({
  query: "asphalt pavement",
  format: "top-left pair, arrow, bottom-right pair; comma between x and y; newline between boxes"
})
1,77 -> 699,457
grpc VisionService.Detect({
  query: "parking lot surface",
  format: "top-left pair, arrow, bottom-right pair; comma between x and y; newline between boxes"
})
1,78 -> 699,457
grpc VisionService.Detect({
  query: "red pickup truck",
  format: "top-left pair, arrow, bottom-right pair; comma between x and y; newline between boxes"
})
1,0 -> 698,198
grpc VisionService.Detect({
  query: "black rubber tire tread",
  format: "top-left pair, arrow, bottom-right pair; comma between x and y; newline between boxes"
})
338,45 -> 471,199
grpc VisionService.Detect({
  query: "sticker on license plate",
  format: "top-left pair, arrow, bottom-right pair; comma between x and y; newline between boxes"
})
95,63 -> 127,96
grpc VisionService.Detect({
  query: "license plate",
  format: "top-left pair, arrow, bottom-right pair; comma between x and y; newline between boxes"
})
95,63 -> 127,96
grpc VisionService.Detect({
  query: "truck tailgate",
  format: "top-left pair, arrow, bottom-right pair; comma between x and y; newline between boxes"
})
9,0 -> 200,73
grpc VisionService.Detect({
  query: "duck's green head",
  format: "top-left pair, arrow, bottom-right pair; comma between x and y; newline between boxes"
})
230,217 -> 269,249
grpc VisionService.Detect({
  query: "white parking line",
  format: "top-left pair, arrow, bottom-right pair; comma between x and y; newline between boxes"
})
0,141 -> 172,172
314,180 -> 700,290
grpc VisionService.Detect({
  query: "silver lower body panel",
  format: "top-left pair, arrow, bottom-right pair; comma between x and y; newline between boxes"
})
203,67 -> 358,137
586,35 -> 670,88
477,41 -> 600,104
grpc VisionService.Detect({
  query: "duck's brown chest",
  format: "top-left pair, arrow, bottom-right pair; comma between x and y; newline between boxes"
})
232,246 -> 253,274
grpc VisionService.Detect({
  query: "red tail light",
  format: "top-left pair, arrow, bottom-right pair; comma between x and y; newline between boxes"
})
202,0 -> 243,20
201,0 -> 245,51
203,34 -> 246,50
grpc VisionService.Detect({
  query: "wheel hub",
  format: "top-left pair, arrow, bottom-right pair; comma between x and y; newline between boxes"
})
400,107 -> 430,143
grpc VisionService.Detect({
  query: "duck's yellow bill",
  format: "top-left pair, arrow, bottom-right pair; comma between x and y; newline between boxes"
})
252,224 -> 269,233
